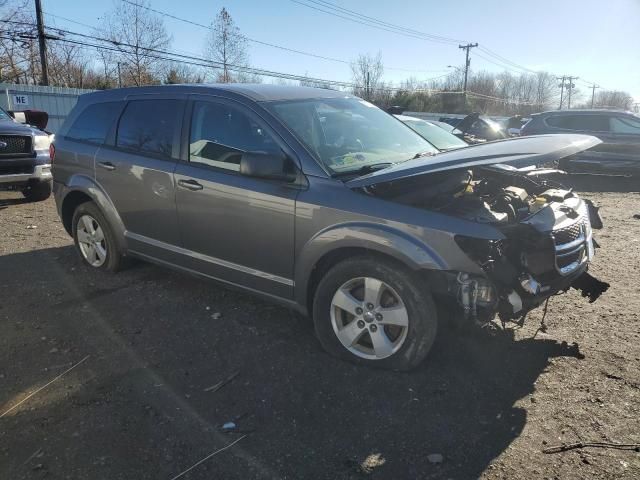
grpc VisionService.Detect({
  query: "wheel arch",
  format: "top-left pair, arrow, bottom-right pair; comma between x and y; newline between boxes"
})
295,222 -> 448,315
59,175 -> 126,251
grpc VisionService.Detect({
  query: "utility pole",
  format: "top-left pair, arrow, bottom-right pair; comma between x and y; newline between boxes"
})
117,62 -> 122,88
458,42 -> 478,111
34,0 -> 49,86
557,76 -> 566,109
590,83 -> 600,108
566,76 -> 578,109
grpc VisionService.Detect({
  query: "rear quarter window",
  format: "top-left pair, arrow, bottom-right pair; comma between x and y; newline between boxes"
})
610,116 -> 640,134
65,101 -> 122,144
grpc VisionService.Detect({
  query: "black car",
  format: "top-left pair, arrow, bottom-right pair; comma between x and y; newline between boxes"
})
520,109 -> 640,176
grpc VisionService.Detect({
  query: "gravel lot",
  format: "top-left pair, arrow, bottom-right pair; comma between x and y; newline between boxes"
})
1,178 -> 639,479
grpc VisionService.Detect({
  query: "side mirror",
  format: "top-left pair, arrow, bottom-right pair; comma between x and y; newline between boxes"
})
240,151 -> 297,182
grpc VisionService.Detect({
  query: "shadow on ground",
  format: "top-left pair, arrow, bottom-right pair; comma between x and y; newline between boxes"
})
0,246 -> 585,479
0,195 -> 29,210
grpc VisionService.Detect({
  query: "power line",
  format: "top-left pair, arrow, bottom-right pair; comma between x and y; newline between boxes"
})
298,0 -> 464,44
289,0 -> 460,45
1,19 -> 453,92
0,30 -> 538,104
477,46 -> 539,74
0,21 -> 603,108
466,91 -> 538,106
43,11 -> 102,31
291,0 -> 579,83
119,0 -> 446,75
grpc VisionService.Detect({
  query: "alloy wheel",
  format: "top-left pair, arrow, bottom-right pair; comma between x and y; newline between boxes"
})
76,214 -> 107,267
330,277 -> 409,360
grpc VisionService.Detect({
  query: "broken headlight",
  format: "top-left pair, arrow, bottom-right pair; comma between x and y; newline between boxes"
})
454,235 -> 506,268
455,235 -> 519,285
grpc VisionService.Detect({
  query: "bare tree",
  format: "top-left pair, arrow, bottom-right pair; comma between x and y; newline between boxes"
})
0,0 -> 41,84
164,63 -> 205,84
350,52 -> 384,101
585,90 -> 634,110
100,0 -> 171,86
204,7 -> 248,83
47,41 -> 90,88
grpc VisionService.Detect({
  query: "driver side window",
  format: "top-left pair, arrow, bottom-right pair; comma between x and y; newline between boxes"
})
189,101 -> 279,171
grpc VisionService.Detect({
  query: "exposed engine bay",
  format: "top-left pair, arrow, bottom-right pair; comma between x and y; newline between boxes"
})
362,164 -> 610,326
364,165 -> 577,225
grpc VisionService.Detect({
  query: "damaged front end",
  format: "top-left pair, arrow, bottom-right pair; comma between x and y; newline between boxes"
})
361,162 -> 610,327
450,186 -> 610,324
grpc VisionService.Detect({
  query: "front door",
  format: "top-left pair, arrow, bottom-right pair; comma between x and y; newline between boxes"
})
174,97 -> 299,299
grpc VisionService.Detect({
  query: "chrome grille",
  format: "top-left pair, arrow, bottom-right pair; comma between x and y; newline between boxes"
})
552,221 -> 583,244
552,218 -> 588,275
0,135 -> 31,155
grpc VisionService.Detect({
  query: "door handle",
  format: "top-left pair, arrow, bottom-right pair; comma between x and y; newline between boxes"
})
178,179 -> 204,191
97,161 -> 116,171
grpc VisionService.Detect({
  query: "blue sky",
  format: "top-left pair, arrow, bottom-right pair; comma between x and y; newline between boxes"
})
44,0 -> 640,102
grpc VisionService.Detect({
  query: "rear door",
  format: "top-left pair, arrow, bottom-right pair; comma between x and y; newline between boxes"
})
603,115 -> 640,174
94,96 -> 185,260
54,101 -> 122,186
173,95 -> 299,298
544,114 -> 615,172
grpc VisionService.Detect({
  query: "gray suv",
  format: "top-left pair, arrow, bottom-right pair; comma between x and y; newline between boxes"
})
53,85 -> 608,370
521,109 -> 640,176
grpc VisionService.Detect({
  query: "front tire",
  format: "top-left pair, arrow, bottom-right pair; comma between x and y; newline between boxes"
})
313,256 -> 438,371
22,179 -> 52,202
72,201 -> 124,272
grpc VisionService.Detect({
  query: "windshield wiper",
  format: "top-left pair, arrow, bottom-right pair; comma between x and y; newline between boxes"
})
333,162 -> 394,177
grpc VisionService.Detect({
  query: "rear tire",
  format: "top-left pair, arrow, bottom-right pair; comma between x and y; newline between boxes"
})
22,179 -> 52,202
313,256 -> 438,371
72,201 -> 125,272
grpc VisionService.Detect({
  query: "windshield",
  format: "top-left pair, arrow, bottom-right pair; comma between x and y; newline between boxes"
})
266,96 -> 437,174
402,119 -> 468,150
0,107 -> 10,120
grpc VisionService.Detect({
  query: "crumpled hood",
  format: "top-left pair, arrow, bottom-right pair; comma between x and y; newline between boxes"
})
346,134 -> 601,188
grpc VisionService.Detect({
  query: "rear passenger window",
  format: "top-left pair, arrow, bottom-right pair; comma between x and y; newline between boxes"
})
189,101 -> 279,172
546,115 -> 609,132
610,116 -> 640,134
66,102 -> 121,144
116,100 -> 180,158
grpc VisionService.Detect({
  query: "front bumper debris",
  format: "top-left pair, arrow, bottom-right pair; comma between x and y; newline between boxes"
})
570,271 -> 610,302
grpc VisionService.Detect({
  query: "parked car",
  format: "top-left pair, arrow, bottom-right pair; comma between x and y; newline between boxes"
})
0,106 -> 53,201
520,109 -> 640,176
394,114 -> 468,150
454,112 -> 510,142
53,85 -> 608,370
